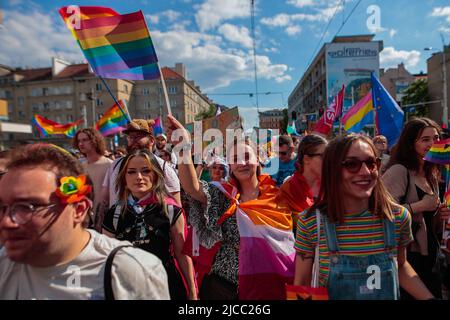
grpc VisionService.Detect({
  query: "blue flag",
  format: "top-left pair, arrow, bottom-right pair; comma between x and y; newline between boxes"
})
372,73 -> 404,148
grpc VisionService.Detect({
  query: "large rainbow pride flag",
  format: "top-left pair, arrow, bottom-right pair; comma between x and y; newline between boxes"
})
59,6 -> 160,80
32,115 -> 83,138
95,100 -> 129,136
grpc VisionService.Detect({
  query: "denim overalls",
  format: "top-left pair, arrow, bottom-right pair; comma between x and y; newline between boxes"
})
323,215 -> 400,300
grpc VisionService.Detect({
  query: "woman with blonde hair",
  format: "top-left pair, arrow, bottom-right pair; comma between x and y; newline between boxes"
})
294,134 -> 434,299
102,149 -> 197,300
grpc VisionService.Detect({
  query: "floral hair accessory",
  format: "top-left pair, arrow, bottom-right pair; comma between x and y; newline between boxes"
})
55,175 -> 92,204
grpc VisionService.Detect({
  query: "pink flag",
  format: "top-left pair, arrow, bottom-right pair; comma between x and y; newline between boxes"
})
313,85 -> 345,135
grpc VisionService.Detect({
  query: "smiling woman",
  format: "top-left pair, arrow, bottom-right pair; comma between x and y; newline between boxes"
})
102,149 -> 197,300
294,134 -> 434,300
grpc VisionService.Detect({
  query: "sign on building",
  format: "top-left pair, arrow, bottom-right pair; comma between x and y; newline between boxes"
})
326,42 -> 380,113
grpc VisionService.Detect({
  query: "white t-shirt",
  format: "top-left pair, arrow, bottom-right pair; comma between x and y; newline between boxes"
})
83,156 -> 113,212
0,229 -> 170,300
102,155 -> 180,209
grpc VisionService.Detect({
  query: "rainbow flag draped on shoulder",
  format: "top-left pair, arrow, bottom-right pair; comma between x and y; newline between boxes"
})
32,115 -> 83,138
212,175 -> 295,300
59,6 -> 160,80
95,100 -> 130,136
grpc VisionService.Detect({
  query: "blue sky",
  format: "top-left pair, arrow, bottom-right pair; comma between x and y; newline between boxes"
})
0,0 -> 449,129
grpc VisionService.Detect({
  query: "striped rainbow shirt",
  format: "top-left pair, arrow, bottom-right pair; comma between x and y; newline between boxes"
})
295,207 -> 413,287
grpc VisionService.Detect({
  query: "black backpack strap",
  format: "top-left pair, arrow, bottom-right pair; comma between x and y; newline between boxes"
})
104,245 -> 133,300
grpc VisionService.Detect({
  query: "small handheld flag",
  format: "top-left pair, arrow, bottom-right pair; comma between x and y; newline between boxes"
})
95,100 -> 129,136
423,138 -> 450,165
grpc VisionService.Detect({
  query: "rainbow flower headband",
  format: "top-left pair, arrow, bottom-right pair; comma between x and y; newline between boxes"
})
55,175 -> 92,204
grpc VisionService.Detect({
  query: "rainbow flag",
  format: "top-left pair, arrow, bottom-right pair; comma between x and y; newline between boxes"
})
342,91 -> 374,133
95,100 -> 129,136
152,117 -> 164,136
59,7 -> 160,80
424,138 -> 450,165
285,284 -> 329,300
32,115 -> 83,138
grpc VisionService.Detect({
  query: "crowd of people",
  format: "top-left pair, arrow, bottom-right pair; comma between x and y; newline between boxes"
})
0,115 -> 449,300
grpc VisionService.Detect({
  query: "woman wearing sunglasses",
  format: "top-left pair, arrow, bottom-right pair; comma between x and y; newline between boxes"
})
294,134 -> 433,300
382,118 -> 449,299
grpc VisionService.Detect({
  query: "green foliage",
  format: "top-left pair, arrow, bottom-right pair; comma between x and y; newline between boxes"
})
195,104 -> 217,121
401,79 -> 430,117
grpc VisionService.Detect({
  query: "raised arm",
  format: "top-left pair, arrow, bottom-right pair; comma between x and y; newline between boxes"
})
167,115 -> 207,204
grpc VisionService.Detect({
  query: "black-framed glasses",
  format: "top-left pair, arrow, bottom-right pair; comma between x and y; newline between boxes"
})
279,151 -> 289,156
0,202 -> 59,225
341,157 -> 381,173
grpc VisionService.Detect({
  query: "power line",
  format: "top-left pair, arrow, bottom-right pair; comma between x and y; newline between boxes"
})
304,0 -> 343,72
251,0 -> 259,113
333,0 -> 363,37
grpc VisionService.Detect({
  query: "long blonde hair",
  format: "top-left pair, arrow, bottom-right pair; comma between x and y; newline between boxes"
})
115,149 -> 170,216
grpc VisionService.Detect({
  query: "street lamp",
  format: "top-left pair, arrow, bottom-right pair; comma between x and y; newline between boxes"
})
425,42 -> 448,128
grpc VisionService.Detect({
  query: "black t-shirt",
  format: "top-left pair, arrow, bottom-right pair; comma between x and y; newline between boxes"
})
102,202 -> 182,265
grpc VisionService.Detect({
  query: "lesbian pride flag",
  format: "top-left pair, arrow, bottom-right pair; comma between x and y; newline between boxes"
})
59,6 -> 160,80
212,175 -> 295,300
95,100 -> 129,136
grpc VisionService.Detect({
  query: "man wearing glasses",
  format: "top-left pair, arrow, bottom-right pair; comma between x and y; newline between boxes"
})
265,135 -> 297,187
0,144 -> 169,299
101,119 -> 181,211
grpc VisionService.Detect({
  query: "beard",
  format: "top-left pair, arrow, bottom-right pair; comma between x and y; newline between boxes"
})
127,139 -> 152,153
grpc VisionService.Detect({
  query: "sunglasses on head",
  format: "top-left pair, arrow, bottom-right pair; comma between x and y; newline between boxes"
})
341,157 -> 381,173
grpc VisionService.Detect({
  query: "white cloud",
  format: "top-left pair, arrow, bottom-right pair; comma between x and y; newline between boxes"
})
0,10 -> 83,67
8,0 -> 23,6
146,14 -> 159,25
285,25 -> 302,36
389,29 -> 397,38
151,28 -> 289,91
195,0 -> 251,31
380,47 -> 421,69
218,24 -> 253,48
431,6 -> 450,22
261,14 -> 291,27
264,47 -> 279,53
287,0 -> 315,8
161,10 -> 181,23
439,26 -> 450,35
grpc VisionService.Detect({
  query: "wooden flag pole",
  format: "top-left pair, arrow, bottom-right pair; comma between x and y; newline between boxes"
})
157,62 -> 172,116
99,76 -> 131,122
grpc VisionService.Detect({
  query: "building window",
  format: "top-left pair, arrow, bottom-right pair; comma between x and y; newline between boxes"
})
31,103 -> 39,111
124,84 -> 128,93
79,93 -> 86,101
96,83 -> 102,91
67,115 -> 74,122
31,88 -> 42,97
43,102 -> 50,111
54,101 -> 61,110
17,97 -> 24,106
142,88 -> 150,95
96,99 -> 103,106
65,100 -> 73,109
144,101 -> 151,109
168,86 -> 177,94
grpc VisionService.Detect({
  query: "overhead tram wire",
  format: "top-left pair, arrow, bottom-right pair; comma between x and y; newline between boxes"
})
304,0 -> 344,72
333,0 -> 364,37
251,0 -> 260,115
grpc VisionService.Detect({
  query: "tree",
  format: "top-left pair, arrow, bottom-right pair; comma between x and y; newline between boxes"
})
195,104 -> 217,121
401,79 -> 430,117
